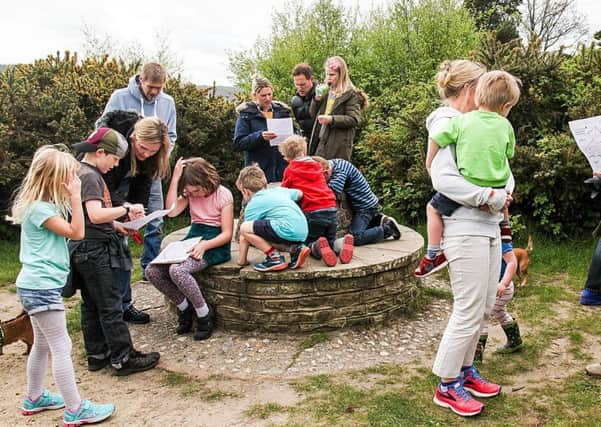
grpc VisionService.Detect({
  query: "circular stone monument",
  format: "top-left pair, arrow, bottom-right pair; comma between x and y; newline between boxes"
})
160,225 -> 423,333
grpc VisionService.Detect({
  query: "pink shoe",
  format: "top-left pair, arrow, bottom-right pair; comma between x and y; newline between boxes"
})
339,234 -> 354,264
462,365 -> 502,398
318,237 -> 338,267
433,381 -> 484,417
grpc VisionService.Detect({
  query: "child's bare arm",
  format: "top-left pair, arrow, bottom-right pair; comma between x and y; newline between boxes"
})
497,250 -> 518,296
44,172 -> 85,240
425,139 -> 440,174
85,200 -> 129,225
166,158 -> 189,217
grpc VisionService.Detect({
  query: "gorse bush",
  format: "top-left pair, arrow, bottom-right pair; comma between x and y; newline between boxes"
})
0,52 -> 238,240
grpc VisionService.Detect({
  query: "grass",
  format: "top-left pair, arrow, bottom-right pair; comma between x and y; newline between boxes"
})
2,226 -> 601,425
0,241 -> 20,287
162,372 -> 239,401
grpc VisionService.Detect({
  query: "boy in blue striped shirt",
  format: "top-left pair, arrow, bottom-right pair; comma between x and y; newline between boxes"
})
313,157 -> 401,246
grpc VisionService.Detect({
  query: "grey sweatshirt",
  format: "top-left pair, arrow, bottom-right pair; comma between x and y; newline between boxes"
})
427,107 -> 506,238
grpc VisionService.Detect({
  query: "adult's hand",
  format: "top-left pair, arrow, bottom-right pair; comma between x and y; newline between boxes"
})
317,115 -> 333,125
262,131 -> 277,141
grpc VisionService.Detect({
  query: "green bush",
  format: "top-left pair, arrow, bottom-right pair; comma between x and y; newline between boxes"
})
0,52 -> 239,240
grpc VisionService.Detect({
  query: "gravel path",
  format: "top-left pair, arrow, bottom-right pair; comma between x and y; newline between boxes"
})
131,277 -> 452,378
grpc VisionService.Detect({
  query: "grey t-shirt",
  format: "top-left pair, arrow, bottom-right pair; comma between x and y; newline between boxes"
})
79,162 -> 116,240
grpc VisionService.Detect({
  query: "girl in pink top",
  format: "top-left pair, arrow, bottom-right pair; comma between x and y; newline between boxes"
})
146,157 -> 234,341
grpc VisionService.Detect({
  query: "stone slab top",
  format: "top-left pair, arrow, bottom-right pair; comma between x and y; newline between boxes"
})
162,224 -> 423,281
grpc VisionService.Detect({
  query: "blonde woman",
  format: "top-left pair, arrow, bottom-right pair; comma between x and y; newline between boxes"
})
233,76 -> 293,183
309,56 -> 368,160
8,145 -> 115,425
97,112 -> 171,323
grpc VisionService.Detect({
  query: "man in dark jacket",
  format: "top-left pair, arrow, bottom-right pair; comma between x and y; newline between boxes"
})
291,63 -> 317,141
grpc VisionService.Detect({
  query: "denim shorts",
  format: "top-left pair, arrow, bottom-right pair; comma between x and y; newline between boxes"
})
430,192 -> 462,217
17,287 -> 65,315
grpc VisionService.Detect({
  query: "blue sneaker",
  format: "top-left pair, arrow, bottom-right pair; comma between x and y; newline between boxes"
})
289,245 -> 311,269
63,400 -> 115,426
254,255 -> 288,272
22,389 -> 65,415
580,288 -> 601,305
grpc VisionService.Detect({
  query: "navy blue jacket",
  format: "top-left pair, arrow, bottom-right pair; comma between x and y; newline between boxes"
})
233,101 -> 292,183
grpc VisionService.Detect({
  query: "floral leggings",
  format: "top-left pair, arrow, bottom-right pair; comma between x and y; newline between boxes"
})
146,257 -> 209,309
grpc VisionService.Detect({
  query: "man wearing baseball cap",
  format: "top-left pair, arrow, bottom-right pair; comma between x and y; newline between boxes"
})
68,128 -> 161,376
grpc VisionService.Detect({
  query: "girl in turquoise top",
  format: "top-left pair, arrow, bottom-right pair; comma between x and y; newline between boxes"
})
8,145 -> 114,426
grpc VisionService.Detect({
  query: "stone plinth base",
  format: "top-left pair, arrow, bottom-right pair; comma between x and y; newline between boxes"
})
161,223 -> 423,333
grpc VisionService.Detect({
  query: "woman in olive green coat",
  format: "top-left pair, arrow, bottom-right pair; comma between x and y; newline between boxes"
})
308,56 -> 368,160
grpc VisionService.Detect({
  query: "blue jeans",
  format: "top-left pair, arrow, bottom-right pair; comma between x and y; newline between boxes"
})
17,287 -> 64,315
349,207 -> 384,246
584,238 -> 601,294
305,209 -> 338,248
141,178 -> 164,271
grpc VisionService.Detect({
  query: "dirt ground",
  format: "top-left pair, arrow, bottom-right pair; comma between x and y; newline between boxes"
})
0,279 -> 589,426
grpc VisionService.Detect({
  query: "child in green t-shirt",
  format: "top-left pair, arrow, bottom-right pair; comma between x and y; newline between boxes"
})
415,70 -> 521,278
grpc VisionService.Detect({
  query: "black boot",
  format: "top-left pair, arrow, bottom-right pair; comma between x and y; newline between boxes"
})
474,335 -> 488,362
176,302 -> 194,335
497,321 -> 523,353
194,304 -> 215,341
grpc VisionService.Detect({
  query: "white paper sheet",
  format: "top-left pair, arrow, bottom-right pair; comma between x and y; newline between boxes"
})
149,237 -> 203,265
116,204 -> 175,231
569,115 -> 601,171
267,118 -> 294,146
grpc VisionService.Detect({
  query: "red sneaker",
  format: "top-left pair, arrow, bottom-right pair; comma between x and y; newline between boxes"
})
414,253 -> 447,278
462,365 -> 502,397
433,381 -> 484,417
339,234 -> 354,264
318,237 -> 338,267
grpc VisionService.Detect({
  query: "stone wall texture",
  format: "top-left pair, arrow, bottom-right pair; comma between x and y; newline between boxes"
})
163,224 -> 424,333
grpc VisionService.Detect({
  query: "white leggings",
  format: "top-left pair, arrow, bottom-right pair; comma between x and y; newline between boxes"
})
432,235 -> 501,378
27,310 -> 81,411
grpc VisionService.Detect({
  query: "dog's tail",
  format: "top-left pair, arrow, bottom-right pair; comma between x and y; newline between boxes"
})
526,235 -> 533,253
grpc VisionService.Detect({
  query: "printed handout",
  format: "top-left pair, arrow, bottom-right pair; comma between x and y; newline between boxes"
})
267,118 -> 293,146
116,204 -> 175,231
569,115 -> 601,172
149,237 -> 203,265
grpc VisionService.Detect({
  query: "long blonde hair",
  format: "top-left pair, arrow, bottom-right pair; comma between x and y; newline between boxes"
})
325,56 -> 354,95
130,117 -> 170,179
7,145 -> 80,224
436,59 -> 486,102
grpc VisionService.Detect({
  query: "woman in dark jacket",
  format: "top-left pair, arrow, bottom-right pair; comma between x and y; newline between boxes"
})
233,76 -> 292,183
96,110 -> 171,324
309,56 -> 368,160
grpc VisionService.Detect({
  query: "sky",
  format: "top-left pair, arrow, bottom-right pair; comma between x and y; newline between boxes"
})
2,0 -> 600,86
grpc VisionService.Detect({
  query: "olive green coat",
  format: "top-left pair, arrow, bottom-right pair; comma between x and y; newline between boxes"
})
308,88 -> 365,160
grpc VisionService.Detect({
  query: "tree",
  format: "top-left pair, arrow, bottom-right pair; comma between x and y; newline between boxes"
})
464,0 -> 522,43
520,0 -> 588,50
82,24 -> 185,76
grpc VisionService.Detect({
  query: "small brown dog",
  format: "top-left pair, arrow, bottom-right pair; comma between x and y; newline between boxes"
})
513,235 -> 533,286
0,310 -> 33,355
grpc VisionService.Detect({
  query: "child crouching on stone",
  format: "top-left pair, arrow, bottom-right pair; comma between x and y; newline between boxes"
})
313,156 -> 401,247
146,157 -> 234,341
236,164 -> 310,272
279,135 -> 353,266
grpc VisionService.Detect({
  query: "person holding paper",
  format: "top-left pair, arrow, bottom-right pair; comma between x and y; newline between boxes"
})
233,76 -> 293,183
309,56 -> 368,160
98,113 -> 171,324
145,157 -> 234,341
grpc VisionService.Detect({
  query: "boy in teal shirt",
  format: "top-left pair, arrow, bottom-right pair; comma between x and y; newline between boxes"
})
415,70 -> 521,277
236,165 -> 310,272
